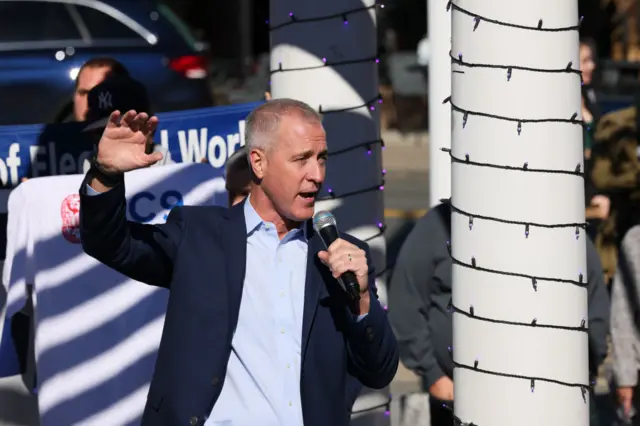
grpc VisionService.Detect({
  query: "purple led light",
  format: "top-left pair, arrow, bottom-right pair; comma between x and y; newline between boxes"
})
367,150 -> 372,155
327,188 -> 333,193
379,185 -> 384,191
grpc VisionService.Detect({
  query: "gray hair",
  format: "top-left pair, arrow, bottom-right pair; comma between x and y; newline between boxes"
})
244,98 -> 322,153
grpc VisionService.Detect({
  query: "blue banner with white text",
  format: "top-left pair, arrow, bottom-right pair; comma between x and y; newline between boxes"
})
0,102 -> 262,188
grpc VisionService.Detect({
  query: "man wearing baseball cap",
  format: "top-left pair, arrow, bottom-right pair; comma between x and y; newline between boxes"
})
84,75 -> 174,166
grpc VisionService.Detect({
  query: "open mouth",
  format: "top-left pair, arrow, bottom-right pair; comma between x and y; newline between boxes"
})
299,191 -> 317,201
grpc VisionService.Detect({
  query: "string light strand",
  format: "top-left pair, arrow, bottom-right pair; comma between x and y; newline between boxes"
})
445,198 -> 587,236
363,228 -> 386,243
449,300 -> 588,332
319,181 -> 385,201
319,94 -> 383,115
268,3 -> 384,31
271,55 -> 380,74
447,1 -> 582,33
453,361 -> 590,393
444,97 -> 584,134
441,148 -> 584,177
450,52 -> 582,80
449,251 -> 588,290
349,399 -> 391,416
330,139 -> 384,156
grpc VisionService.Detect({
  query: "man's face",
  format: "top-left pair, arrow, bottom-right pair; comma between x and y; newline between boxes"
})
250,114 -> 327,222
74,66 -> 111,121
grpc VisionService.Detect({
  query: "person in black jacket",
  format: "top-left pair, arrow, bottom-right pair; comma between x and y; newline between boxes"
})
388,201 -> 610,426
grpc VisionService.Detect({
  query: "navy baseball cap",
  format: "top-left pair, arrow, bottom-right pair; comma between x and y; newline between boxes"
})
84,75 -> 151,131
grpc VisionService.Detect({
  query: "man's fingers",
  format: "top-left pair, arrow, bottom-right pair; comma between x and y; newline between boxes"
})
129,112 -> 148,133
317,250 -> 330,266
120,110 -> 138,128
146,116 -> 159,136
142,151 -> 163,166
106,110 -> 121,128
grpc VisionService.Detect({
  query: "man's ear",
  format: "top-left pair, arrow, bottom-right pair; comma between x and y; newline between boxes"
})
249,148 -> 266,179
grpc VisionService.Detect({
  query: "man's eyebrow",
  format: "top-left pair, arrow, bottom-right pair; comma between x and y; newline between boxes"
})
293,150 -> 314,158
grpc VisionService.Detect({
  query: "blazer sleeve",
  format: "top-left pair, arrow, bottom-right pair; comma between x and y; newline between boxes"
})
343,238 -> 399,389
79,178 -> 184,289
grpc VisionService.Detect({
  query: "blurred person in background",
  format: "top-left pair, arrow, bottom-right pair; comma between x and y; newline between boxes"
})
581,37 -> 601,160
581,38 -> 612,255
84,75 -> 174,166
388,201 -> 610,426
225,146 -> 251,206
590,88 -> 640,283
53,57 -> 130,124
611,224 -> 640,425
24,58 -> 132,183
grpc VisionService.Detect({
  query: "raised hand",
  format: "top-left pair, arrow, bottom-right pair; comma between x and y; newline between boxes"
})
96,110 -> 162,174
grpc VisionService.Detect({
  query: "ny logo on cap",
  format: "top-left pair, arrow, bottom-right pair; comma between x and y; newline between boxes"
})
98,91 -> 113,110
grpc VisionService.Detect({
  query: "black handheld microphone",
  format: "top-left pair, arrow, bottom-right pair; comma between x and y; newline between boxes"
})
312,211 -> 361,302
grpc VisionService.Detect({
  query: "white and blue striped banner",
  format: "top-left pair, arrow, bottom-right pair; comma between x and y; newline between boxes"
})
3,164 -> 227,425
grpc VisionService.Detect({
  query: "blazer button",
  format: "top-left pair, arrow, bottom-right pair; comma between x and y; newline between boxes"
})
189,416 -> 199,426
211,377 -> 219,386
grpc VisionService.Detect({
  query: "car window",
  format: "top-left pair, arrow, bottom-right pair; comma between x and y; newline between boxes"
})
0,1 -> 80,42
156,3 -> 199,48
74,5 -> 142,40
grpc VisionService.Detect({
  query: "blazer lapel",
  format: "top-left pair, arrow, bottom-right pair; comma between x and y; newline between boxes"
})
223,201 -> 248,333
301,223 -> 328,362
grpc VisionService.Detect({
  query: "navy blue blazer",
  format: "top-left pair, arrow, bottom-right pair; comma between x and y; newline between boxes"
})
79,180 -> 399,426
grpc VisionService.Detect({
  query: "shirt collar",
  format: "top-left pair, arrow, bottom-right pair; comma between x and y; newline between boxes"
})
243,196 -> 309,240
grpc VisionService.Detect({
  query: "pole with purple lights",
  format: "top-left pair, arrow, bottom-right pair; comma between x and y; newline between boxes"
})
269,0 -> 391,424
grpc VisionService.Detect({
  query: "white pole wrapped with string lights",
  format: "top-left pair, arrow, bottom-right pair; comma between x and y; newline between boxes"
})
269,1 -> 391,425
447,1 -> 588,425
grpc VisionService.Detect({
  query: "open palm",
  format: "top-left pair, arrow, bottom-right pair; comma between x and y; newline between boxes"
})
96,110 -> 163,174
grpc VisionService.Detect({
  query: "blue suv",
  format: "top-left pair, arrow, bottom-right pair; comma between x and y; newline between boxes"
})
0,0 -> 213,125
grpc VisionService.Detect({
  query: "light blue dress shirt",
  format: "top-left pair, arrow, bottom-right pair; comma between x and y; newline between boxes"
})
205,198 -> 308,426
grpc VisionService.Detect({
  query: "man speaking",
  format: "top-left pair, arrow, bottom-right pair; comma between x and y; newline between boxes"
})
78,99 -> 398,426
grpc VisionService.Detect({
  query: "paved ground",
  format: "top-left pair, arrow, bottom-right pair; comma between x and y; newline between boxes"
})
378,131 -> 429,411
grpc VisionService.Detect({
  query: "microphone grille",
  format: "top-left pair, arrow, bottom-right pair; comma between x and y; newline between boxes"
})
312,210 -> 336,232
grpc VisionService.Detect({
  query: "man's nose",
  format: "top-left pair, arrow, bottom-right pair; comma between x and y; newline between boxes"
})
307,161 -> 324,183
